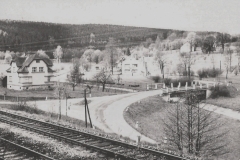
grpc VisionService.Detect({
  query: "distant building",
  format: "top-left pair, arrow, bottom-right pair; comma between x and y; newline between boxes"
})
6,54 -> 55,90
122,58 -> 140,75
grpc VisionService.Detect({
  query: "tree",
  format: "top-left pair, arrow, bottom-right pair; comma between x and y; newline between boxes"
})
155,33 -> 164,50
167,33 -> 177,41
37,50 -> 49,58
186,32 -> 196,52
224,51 -> 231,80
68,59 -> 82,91
164,91 -> 228,158
216,33 -> 231,51
92,50 -> 102,64
105,37 -> 117,74
202,36 -> 216,55
53,45 -> 63,63
193,36 -> 202,51
180,52 -> 195,79
4,51 -> 12,63
126,48 -> 131,56
154,51 -> 167,79
117,74 -> 122,84
93,69 -> 112,92
54,81 -> 65,120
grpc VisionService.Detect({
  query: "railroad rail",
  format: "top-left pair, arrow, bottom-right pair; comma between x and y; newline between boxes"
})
0,137 -> 55,160
0,110 -> 189,160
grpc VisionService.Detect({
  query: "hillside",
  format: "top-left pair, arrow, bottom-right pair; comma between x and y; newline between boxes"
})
0,20 -> 171,52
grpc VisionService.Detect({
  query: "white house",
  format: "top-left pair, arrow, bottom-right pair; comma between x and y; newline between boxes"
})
6,54 -> 55,90
122,57 -> 140,75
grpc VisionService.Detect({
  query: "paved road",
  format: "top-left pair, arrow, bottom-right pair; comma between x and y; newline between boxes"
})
23,90 -> 163,143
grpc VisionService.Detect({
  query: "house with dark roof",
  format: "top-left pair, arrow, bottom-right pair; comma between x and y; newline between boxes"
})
6,54 -> 55,90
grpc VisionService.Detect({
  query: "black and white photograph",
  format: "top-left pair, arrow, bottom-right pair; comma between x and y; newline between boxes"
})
0,0 -> 239,159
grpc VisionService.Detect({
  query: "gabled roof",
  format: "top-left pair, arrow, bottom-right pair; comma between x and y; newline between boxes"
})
11,57 -> 27,67
17,67 -> 29,73
6,67 -> 11,73
48,67 -> 55,73
22,54 -> 53,67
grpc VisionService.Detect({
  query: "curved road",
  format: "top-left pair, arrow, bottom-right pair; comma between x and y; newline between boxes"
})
26,90 -> 163,144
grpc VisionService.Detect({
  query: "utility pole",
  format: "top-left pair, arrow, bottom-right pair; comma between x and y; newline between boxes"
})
84,89 -> 93,128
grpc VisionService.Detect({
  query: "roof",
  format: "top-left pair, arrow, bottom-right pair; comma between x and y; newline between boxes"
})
17,67 -> 29,73
11,57 -> 27,67
22,54 -> 53,67
11,54 -> 53,68
48,67 -> 55,72
6,67 -> 11,73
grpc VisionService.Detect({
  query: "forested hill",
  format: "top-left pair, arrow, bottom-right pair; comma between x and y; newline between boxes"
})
0,19 -> 218,52
0,20 -> 176,52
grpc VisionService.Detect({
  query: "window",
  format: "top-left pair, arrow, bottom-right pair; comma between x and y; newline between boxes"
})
132,64 -> 138,68
48,77 -> 51,82
32,67 -> 37,72
39,67 -> 44,72
36,60 -> 40,63
9,76 -> 12,82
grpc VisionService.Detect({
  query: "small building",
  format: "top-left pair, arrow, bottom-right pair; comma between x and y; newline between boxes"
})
6,54 -> 55,90
122,58 -> 140,75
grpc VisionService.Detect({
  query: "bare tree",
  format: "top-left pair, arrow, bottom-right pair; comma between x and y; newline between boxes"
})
105,37 -> 117,75
54,81 -> 65,120
93,69 -> 112,92
163,91 -> 228,158
53,45 -> 63,63
154,51 -> 168,79
117,74 -> 122,84
180,52 -> 195,79
186,32 -> 196,52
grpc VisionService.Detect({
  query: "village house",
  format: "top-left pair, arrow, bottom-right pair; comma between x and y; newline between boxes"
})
6,54 -> 55,90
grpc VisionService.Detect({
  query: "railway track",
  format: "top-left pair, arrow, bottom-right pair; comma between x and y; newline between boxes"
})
0,110 -> 189,160
0,136 -> 55,160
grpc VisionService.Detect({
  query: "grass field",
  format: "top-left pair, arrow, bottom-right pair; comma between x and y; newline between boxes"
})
204,74 -> 240,112
124,96 -> 240,159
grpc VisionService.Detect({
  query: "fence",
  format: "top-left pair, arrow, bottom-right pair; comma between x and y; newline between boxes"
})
0,95 -> 56,102
81,78 -> 162,92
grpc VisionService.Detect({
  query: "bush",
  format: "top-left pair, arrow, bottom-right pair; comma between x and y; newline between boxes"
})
207,68 -> 222,78
171,77 -> 193,87
164,78 -> 171,86
182,70 -> 194,76
197,68 -> 223,79
210,85 -> 232,98
150,76 -> 161,83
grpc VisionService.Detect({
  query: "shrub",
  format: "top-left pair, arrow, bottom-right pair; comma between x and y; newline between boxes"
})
182,70 -> 194,76
150,76 -> 161,83
210,85 -> 232,98
171,77 -> 193,87
164,78 -> 171,86
207,68 -> 222,78
197,68 -> 223,79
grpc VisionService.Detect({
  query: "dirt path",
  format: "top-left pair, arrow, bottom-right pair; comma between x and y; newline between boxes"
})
200,103 -> 240,120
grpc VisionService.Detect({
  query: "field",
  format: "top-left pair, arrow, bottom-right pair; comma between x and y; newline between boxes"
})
124,96 -> 240,159
205,74 -> 240,112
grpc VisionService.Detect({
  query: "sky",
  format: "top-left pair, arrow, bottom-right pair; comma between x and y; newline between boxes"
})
0,0 -> 240,34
